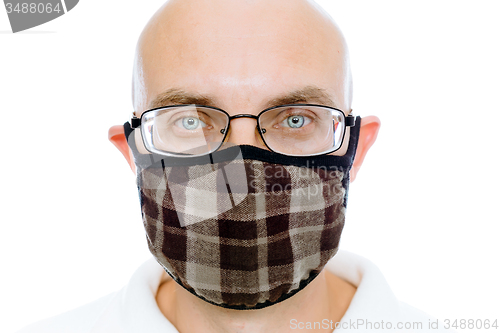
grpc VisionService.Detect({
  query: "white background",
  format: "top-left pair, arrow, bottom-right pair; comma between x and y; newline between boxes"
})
1,1 -> 499,332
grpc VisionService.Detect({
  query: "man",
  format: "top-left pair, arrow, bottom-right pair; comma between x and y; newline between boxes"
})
19,0 -> 446,332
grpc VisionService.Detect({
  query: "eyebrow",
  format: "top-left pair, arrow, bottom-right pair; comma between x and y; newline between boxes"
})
148,88 -> 215,110
265,86 -> 337,109
147,86 -> 338,111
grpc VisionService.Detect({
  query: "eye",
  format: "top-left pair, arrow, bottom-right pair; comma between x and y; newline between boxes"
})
287,115 -> 304,128
175,116 -> 207,130
281,114 -> 312,129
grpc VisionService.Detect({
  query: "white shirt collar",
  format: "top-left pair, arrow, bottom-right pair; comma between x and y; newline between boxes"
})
113,250 -> 401,332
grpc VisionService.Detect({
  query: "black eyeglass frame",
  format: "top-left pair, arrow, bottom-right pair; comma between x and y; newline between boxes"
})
130,103 -> 356,157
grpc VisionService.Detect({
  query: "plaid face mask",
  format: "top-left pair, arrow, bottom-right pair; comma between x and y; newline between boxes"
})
125,117 -> 360,310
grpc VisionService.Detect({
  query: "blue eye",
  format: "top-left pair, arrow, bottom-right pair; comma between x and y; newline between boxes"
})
287,115 -> 304,128
182,117 -> 201,130
173,115 -> 208,131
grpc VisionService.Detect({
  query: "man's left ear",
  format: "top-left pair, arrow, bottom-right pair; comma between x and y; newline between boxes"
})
350,116 -> 381,182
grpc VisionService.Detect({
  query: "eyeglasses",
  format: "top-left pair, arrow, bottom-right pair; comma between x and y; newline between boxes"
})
130,104 -> 355,157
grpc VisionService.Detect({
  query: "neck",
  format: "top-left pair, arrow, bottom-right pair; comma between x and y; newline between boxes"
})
156,270 -> 356,333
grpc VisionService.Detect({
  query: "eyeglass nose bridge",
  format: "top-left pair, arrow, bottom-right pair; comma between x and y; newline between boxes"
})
220,114 -> 267,135
229,114 -> 259,120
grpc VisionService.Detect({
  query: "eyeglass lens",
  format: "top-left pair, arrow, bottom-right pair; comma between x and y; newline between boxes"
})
259,105 -> 344,156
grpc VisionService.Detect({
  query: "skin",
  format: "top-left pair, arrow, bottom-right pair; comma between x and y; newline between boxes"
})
109,0 -> 381,332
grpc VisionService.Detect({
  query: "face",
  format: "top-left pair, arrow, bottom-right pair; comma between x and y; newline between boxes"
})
132,0 -> 353,156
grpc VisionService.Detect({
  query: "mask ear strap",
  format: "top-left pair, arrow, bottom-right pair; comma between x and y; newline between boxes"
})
124,121 -> 171,168
343,116 -> 361,165
123,121 -> 134,141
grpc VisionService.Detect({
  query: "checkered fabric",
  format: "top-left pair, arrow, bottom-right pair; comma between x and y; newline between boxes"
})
138,154 -> 348,309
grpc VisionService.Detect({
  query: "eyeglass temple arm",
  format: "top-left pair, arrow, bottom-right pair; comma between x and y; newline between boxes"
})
345,114 -> 356,127
131,116 -> 141,128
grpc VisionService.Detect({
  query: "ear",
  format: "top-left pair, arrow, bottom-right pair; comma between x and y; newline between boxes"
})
350,116 -> 381,182
108,125 -> 136,174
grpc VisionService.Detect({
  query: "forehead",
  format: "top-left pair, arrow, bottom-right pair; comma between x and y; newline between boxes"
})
135,0 -> 348,112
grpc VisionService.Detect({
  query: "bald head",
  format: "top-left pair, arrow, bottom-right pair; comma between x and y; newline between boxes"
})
133,0 -> 352,112
130,0 -> 353,153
